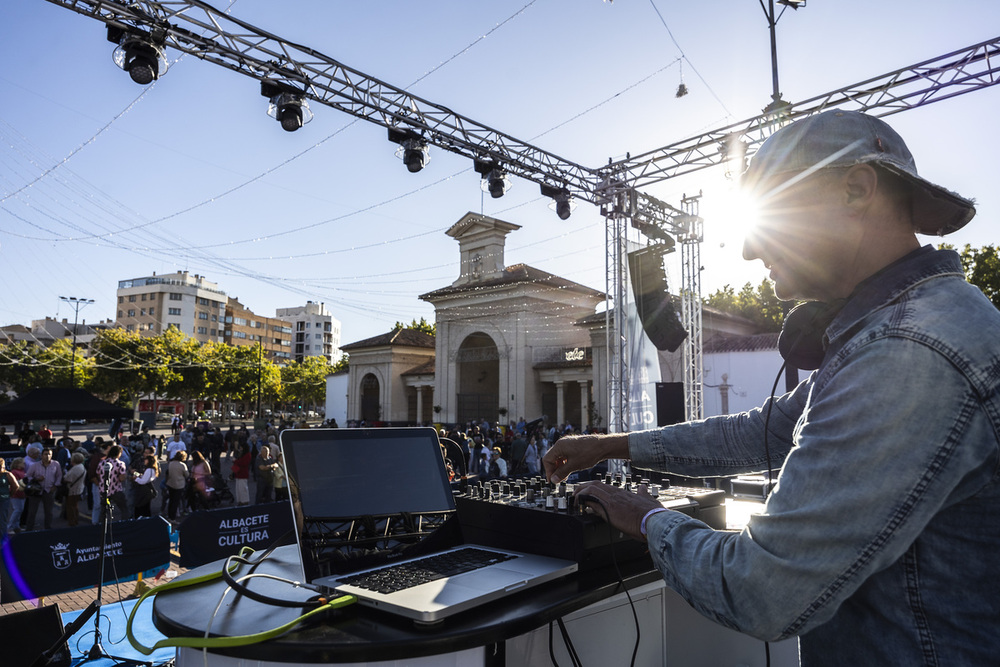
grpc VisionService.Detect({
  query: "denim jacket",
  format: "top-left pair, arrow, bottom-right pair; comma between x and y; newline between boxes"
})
630,247 -> 1000,666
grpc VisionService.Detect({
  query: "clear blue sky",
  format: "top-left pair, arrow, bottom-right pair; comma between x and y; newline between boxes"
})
2,0 -> 999,346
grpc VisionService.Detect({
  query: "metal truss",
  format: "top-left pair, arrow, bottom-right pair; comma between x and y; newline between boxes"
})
45,0 -> 597,201
39,0 -> 1000,431
601,36 -> 1000,189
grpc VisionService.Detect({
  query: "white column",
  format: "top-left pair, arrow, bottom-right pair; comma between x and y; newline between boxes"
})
555,381 -> 565,427
415,386 -> 424,424
579,381 -> 589,429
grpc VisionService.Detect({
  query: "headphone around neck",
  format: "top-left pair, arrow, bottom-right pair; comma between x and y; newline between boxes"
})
778,300 -> 846,371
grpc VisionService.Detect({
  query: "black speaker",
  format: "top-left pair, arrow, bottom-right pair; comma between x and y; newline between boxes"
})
656,382 -> 686,426
0,603 -> 71,667
627,246 -> 688,352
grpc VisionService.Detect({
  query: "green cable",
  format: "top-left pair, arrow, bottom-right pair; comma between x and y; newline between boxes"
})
126,548 -> 357,655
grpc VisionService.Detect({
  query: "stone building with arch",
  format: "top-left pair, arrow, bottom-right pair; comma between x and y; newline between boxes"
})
336,212 -> 764,428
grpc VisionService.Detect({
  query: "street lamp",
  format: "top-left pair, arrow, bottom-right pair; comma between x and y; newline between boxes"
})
761,0 -> 806,116
59,296 -> 94,389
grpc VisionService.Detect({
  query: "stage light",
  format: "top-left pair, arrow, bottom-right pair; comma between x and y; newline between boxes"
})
473,159 -> 511,198
485,169 -> 509,198
388,128 -> 430,173
540,184 -> 575,220
108,26 -> 168,85
261,81 -> 313,132
676,83 -> 689,98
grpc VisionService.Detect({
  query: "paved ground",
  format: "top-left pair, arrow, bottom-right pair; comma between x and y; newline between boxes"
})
0,422 -> 261,618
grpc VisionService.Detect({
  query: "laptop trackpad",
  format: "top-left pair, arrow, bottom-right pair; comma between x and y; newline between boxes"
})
450,566 -> 531,593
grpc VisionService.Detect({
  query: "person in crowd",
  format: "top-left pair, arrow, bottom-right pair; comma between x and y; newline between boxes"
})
543,110 -> 1000,665
230,442 -> 251,506
0,426 -> 12,450
132,455 -> 160,518
17,425 -> 35,449
0,457 -> 19,541
523,435 -> 541,476
254,441 -> 278,504
36,424 -> 53,445
165,432 -> 186,463
166,450 -> 190,520
99,444 -> 130,522
272,449 -> 288,502
488,447 -> 507,480
87,440 -> 109,525
187,450 -> 213,511
54,430 -> 74,469
63,452 -> 88,527
24,447 -> 63,530
6,458 -> 27,535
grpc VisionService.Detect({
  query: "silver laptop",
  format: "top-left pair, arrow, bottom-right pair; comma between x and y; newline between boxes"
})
279,427 -> 577,623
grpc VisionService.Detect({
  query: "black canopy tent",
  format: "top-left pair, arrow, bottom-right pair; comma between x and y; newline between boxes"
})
0,387 -> 132,423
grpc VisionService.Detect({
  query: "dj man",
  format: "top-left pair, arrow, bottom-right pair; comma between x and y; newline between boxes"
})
544,110 -> 1000,665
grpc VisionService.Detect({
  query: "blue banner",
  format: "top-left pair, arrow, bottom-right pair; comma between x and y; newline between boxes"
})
178,501 -> 295,568
1,517 -> 171,602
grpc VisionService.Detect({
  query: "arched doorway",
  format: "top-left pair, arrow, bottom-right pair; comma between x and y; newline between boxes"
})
456,333 -> 499,424
360,373 -> 380,422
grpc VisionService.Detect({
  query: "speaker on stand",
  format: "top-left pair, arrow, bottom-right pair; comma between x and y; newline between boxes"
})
627,245 -> 688,353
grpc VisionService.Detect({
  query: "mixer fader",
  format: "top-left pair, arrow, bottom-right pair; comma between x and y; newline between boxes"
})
456,473 -> 727,570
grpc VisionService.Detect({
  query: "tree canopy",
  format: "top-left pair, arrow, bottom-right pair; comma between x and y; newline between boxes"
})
704,279 -> 785,332
942,243 -> 1000,309
0,328 -> 326,413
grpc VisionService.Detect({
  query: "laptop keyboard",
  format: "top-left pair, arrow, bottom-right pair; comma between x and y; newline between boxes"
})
337,547 -> 518,595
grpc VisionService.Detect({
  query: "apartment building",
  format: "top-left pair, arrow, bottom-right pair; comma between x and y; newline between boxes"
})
275,301 -> 341,363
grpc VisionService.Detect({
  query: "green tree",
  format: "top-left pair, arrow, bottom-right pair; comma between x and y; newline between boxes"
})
705,279 -> 786,332
331,353 -> 349,373
89,329 -> 155,413
281,355 -> 330,411
393,317 -> 436,335
941,243 -> 1000,309
0,341 -> 42,396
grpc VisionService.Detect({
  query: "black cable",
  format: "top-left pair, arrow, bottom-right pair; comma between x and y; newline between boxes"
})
220,548 -> 327,608
759,363 -> 787,667
761,360 -> 787,499
556,618 -> 582,667
548,621 -> 561,667
577,495 -> 642,667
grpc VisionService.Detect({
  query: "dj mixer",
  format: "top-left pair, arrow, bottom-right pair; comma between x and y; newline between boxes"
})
456,473 -> 727,571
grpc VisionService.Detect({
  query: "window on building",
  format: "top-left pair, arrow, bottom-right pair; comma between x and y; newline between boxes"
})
128,309 -> 136,317
168,308 -> 181,316
197,326 -> 207,335
170,293 -> 183,301
198,312 -> 209,320
129,295 -> 136,302
118,296 -> 124,304
141,294 -> 147,301
126,324 -> 135,332
117,310 -> 123,318
149,307 -> 155,315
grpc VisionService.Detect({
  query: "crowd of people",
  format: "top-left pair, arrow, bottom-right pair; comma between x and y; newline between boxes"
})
0,416 -> 312,540
438,417 -> 605,482
0,413 -> 601,543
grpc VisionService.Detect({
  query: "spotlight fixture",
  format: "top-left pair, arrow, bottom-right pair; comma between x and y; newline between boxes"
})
108,25 -> 168,85
675,83 -> 689,98
261,81 -> 313,132
540,184 -> 575,220
388,128 -> 430,173
473,159 -> 510,199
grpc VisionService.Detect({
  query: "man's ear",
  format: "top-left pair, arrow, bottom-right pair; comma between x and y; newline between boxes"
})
844,164 -> 879,208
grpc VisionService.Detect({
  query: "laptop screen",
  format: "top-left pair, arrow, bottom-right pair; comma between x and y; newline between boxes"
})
281,427 -> 457,579
282,427 -> 455,518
